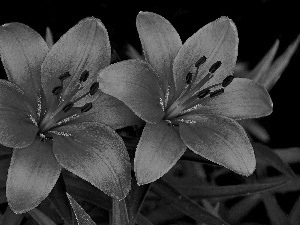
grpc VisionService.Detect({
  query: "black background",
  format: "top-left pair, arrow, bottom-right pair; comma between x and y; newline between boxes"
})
1,0 -> 299,149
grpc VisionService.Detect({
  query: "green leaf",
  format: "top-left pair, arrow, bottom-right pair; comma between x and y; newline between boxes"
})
169,176 -> 289,198
262,193 -> 292,225
126,175 -> 151,225
152,180 -> 230,225
112,199 -> 129,225
0,187 -> 7,204
0,154 -> 11,185
0,144 -> 12,156
67,193 -> 97,225
64,172 -> 152,225
263,34 -> 300,90
47,173 -> 76,225
239,119 -> 270,143
264,176 -> 300,194
274,147 -> 300,164
246,40 -> 279,84
64,171 -> 112,211
289,196 -> 300,225
254,143 -> 296,178
136,215 -> 154,225
0,206 -> 24,225
227,194 -> 262,224
28,208 -> 56,225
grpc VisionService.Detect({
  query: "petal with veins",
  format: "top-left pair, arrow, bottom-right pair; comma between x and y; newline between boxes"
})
190,78 -> 273,120
135,121 -> 186,185
98,59 -> 164,123
0,80 -> 38,148
7,138 -> 61,213
41,17 -> 111,105
77,93 -> 143,130
179,115 -> 255,176
0,22 -> 48,107
137,11 -> 182,102
173,17 -> 238,99
52,121 -> 131,200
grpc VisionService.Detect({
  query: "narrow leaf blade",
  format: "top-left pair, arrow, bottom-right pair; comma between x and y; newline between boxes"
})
152,180 -> 230,225
47,173 -> 76,225
67,193 -> 97,225
0,206 -> 24,225
254,143 -> 296,178
28,208 -> 56,225
170,177 -> 290,199
262,193 -> 292,225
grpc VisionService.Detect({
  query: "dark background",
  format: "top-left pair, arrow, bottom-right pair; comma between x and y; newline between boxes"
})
1,0 -> 299,149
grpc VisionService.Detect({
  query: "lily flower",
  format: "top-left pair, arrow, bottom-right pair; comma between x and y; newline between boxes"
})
0,17 -> 138,213
98,12 -> 273,185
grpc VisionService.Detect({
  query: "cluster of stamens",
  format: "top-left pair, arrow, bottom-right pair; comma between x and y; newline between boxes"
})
185,56 -> 234,103
165,55 -> 235,120
39,70 -> 99,135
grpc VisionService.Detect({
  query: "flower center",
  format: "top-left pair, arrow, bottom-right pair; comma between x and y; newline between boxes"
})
38,70 -> 99,135
165,56 -> 234,120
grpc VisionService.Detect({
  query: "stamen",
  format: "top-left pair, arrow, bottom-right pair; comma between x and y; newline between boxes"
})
222,75 -> 234,87
81,102 -> 93,113
52,86 -> 63,95
59,72 -> 71,81
186,72 -> 193,84
209,61 -> 222,73
62,102 -> 74,112
197,88 -> 210,99
195,56 -> 207,68
79,70 -> 89,82
89,82 -> 99,96
210,88 -> 224,98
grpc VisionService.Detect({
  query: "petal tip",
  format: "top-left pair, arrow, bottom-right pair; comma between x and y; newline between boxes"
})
7,197 -> 36,214
241,161 -> 256,177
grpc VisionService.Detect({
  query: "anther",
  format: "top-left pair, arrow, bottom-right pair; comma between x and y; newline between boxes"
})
197,88 -> 210,99
62,102 -> 74,112
209,61 -> 222,73
210,88 -> 224,98
222,75 -> 234,87
89,82 -> 99,96
59,72 -> 71,81
186,72 -> 193,84
79,70 -> 89,82
81,102 -> 93,113
52,86 -> 63,95
195,56 -> 207,68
